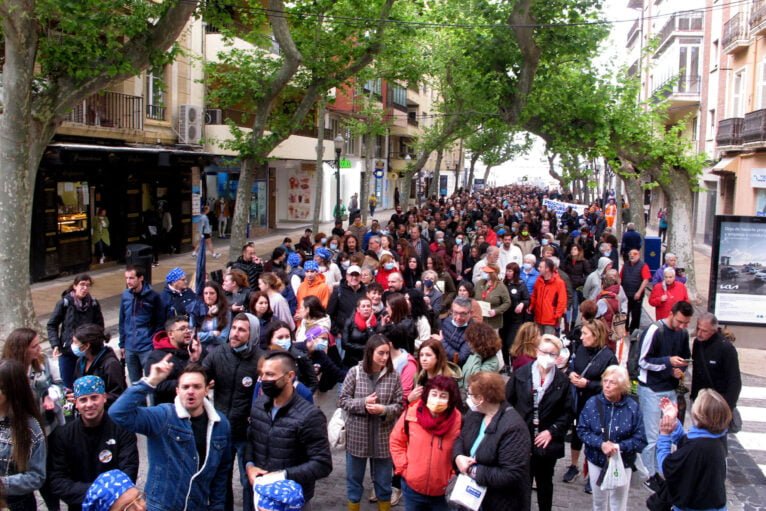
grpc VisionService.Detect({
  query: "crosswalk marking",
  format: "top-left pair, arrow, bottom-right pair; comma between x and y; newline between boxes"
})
739,386 -> 766,400
738,406 -> 766,423
733,431 -> 766,452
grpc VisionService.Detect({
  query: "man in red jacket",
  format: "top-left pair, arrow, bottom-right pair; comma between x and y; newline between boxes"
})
529,258 -> 568,334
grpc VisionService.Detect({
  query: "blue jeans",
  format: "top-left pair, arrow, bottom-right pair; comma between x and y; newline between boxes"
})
125,349 -> 151,384
638,385 -> 676,476
402,480 -> 449,511
346,453 -> 393,503
58,351 -> 78,389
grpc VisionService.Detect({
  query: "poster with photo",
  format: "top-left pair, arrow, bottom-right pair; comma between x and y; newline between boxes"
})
286,165 -> 315,221
709,215 -> 766,325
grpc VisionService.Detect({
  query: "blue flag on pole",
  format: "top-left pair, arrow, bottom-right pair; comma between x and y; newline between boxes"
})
195,238 -> 206,297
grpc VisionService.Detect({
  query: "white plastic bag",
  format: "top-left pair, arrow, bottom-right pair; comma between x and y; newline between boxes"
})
600,448 -> 629,491
327,407 -> 347,450
447,474 -> 487,511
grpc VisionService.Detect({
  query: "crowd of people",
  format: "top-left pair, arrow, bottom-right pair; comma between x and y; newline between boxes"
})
0,185 -> 743,511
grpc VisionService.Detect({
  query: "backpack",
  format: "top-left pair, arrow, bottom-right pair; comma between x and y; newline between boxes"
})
627,321 -> 664,381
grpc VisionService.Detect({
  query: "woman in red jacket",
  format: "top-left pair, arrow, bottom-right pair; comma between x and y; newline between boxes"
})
648,267 -> 690,321
390,375 -> 462,511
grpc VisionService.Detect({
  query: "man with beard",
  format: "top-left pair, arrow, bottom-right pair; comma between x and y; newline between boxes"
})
245,351 -> 332,510
230,242 -> 264,291
47,376 -> 139,511
144,315 -> 202,404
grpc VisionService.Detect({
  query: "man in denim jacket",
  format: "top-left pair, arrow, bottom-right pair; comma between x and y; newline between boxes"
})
109,356 -> 231,511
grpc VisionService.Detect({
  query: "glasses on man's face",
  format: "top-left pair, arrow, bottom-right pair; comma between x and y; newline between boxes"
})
452,310 -> 470,317
120,490 -> 145,511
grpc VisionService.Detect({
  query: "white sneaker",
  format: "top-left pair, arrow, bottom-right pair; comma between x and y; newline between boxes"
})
192,252 -> 197,257
99,256 -> 105,264
391,487 -> 402,506
212,252 -> 221,259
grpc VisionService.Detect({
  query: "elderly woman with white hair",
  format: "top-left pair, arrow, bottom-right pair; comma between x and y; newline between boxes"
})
651,252 -> 687,285
648,266 -> 690,321
577,366 -> 647,511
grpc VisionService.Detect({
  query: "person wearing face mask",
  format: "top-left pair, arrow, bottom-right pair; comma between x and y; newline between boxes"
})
454,371 -> 531,511
71,324 -> 126,408
389,376 -> 462,510
339,335 -> 403,511
47,273 -> 105,389
375,254 -> 399,287
245,351 -> 332,509
513,223 -> 539,257
143,316 -> 201,405
314,247 -> 342,289
519,254 -> 540,297
202,313 -> 262,511
265,322 -> 318,394
301,325 -> 347,393
506,335 -> 572,511
342,296 -> 379,368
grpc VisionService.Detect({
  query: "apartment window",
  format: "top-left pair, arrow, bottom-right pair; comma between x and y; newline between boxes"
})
392,85 -> 407,109
345,129 -> 357,156
732,68 -> 746,117
678,44 -> 700,92
363,79 -> 382,96
709,109 -> 716,139
691,116 -> 698,141
710,40 -> 719,71
759,58 -> 766,109
146,65 -> 166,120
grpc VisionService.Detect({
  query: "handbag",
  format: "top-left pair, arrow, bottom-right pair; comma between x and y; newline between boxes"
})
446,474 -> 487,511
327,366 -> 360,449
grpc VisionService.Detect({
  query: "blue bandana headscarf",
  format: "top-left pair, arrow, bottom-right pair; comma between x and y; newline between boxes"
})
73,375 -> 105,398
166,267 -> 186,284
82,470 -> 135,511
255,480 -> 304,511
303,260 -> 319,272
315,247 -> 332,261
287,253 -> 302,267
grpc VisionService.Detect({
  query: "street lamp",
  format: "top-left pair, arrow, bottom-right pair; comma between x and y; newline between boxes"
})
333,134 -> 345,222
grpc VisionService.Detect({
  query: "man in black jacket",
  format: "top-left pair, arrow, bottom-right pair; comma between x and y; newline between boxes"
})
47,376 -> 139,511
691,312 -> 741,411
245,351 -> 332,509
229,242 -> 264,291
144,315 -> 201,404
327,265 -> 366,337
203,312 -> 262,511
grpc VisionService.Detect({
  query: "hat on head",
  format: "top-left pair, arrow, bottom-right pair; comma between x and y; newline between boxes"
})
82,470 -> 136,511
287,252 -> 302,268
346,265 -> 361,275
482,265 -> 498,273
305,325 -> 330,342
497,229 -> 506,236
571,230 -> 581,238
166,267 -> 186,284
73,375 -> 105,398
255,480 -> 304,511
315,248 -> 332,261
303,260 -> 319,272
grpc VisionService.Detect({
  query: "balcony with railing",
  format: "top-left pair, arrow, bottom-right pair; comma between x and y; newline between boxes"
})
723,12 -> 749,53
742,109 -> 766,146
627,18 -> 640,45
65,91 -> 143,130
653,75 -> 701,105
751,0 -> 766,36
146,104 -> 166,121
656,12 -> 703,53
716,117 -> 744,148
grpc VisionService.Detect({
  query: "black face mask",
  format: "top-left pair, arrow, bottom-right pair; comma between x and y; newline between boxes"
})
261,377 -> 285,399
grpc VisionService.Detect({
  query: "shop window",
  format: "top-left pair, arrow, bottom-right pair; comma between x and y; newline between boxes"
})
57,182 -> 89,234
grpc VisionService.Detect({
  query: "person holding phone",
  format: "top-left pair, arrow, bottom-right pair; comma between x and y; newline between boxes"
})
143,315 -> 202,404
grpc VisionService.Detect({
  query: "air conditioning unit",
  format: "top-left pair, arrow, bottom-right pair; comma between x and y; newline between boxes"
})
178,105 -> 202,144
205,108 -> 223,125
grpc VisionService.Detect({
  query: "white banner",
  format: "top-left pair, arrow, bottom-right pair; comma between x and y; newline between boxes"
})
752,168 -> 766,189
542,198 -> 588,219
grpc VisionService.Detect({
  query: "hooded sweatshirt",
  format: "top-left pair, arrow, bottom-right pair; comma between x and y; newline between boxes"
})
296,272 -> 332,309
583,256 -> 613,301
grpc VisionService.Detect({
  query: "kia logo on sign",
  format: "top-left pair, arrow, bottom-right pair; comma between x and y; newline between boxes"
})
719,284 -> 739,290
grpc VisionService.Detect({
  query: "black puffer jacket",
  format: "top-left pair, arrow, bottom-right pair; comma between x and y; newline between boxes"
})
342,316 -> 376,368
202,343 -> 262,441
72,347 -> 126,407
230,256 -> 264,292
245,392 -> 333,501
46,292 -> 104,352
505,363 -> 572,459
327,281 -> 367,335
452,405 -> 531,511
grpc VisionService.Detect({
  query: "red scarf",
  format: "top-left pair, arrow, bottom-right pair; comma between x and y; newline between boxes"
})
416,404 -> 459,437
482,281 -> 496,301
354,311 -> 377,331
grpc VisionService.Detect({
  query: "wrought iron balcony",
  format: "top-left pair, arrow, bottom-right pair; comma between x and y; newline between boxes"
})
743,109 -> 766,144
66,91 -> 143,130
716,117 -> 744,147
146,104 -> 166,121
656,12 -> 703,51
723,12 -> 749,53
751,0 -> 766,34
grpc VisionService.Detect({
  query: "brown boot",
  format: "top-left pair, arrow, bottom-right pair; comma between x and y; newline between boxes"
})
377,501 -> 391,511
347,502 -> 361,511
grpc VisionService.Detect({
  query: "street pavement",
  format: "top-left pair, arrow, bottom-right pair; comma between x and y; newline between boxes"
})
32,214 -> 766,510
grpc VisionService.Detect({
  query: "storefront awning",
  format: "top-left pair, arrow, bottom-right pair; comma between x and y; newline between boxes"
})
711,157 -> 738,176
48,142 -> 220,157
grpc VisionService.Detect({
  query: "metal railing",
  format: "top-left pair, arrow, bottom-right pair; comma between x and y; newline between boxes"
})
723,12 -> 747,49
146,104 -> 166,121
653,75 -> 701,98
627,18 -> 640,44
716,117 -> 744,146
657,12 -> 704,47
751,0 -> 766,30
66,91 -> 143,130
743,109 -> 766,143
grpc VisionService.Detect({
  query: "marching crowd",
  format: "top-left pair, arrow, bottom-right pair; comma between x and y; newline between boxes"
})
0,185 -> 743,511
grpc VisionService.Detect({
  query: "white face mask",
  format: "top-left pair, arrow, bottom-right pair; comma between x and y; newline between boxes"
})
274,336 -> 292,351
466,395 -> 480,412
537,354 -> 556,370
